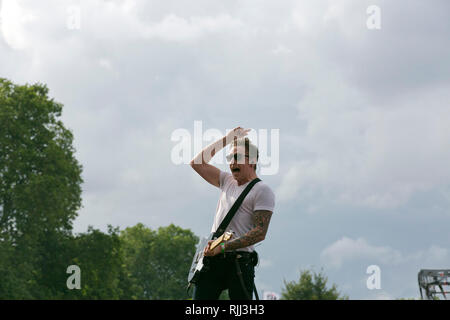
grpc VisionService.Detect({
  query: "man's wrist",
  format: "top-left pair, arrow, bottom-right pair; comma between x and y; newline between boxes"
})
224,134 -> 234,147
225,131 -> 241,146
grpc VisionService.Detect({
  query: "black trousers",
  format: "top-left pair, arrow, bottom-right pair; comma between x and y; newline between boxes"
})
193,252 -> 256,300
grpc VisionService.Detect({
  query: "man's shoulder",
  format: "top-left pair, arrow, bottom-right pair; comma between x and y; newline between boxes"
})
255,179 -> 274,191
253,180 -> 275,198
219,170 -> 233,189
252,179 -> 276,212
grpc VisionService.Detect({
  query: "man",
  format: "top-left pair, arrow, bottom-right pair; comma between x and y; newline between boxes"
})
189,126 -> 275,300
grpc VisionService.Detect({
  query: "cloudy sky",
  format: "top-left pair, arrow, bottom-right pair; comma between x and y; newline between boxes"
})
1,0 -> 449,299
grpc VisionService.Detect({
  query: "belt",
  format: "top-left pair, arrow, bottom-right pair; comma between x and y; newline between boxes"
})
214,251 -> 253,259
235,251 -> 253,258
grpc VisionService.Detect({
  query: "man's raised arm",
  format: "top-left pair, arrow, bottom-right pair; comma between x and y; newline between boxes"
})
190,127 -> 250,187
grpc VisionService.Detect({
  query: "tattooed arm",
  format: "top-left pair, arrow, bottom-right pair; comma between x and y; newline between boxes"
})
204,210 -> 273,256
225,210 -> 273,251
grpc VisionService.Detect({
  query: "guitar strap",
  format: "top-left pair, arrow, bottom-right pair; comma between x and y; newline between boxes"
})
213,177 -> 261,239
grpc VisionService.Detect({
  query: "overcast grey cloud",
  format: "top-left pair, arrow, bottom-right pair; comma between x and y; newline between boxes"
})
1,0 -> 449,299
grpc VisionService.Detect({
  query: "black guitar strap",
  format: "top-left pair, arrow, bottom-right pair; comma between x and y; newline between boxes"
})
213,177 -> 261,239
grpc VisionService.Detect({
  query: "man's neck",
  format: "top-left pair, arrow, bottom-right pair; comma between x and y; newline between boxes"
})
235,172 -> 258,186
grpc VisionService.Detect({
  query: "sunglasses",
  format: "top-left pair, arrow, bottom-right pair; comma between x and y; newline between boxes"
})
226,153 -> 249,163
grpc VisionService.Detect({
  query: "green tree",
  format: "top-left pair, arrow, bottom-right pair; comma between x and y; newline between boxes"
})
0,78 -> 83,299
120,223 -> 198,299
281,268 -> 348,300
0,235 -> 33,298
64,226 -> 125,300
0,78 -> 201,300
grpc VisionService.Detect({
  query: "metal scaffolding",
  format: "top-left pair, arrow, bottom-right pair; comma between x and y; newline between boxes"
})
418,269 -> 450,300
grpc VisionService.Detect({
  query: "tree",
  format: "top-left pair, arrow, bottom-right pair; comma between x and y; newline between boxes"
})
64,226 -> 125,300
281,268 -> 348,300
0,78 -> 83,298
0,78 -> 83,237
120,223 -> 198,299
0,78 -> 201,299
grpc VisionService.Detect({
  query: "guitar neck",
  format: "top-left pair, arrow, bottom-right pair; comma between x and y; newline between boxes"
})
210,234 -> 226,250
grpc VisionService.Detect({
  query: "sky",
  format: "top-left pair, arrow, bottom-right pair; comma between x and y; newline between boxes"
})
1,0 -> 449,300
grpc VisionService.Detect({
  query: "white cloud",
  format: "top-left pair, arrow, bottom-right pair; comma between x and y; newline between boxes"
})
320,237 -> 403,268
0,0 -> 37,49
321,237 -> 449,270
277,80 -> 450,209
0,0 -> 245,51
407,245 -> 449,267
98,58 -> 113,70
270,44 -> 293,55
142,14 -> 244,43
290,0 -> 366,40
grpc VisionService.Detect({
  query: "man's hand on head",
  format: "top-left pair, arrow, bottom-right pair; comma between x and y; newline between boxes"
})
226,127 -> 251,144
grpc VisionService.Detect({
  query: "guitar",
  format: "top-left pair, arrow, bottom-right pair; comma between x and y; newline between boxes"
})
188,230 -> 233,285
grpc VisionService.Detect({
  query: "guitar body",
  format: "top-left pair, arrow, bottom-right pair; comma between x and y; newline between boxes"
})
188,231 -> 233,285
188,233 -> 214,284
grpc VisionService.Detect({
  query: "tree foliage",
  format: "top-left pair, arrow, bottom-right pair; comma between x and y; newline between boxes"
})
64,226 -> 125,299
281,269 -> 348,300
0,78 -> 201,299
0,78 -> 83,238
120,223 -> 198,299
0,78 -> 83,299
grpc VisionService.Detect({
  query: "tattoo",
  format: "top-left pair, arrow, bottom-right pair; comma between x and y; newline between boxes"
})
225,210 -> 273,251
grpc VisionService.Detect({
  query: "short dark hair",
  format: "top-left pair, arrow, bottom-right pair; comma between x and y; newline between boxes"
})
234,137 -> 259,171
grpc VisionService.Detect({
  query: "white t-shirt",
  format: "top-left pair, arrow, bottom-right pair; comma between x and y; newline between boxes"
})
210,170 -> 276,252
